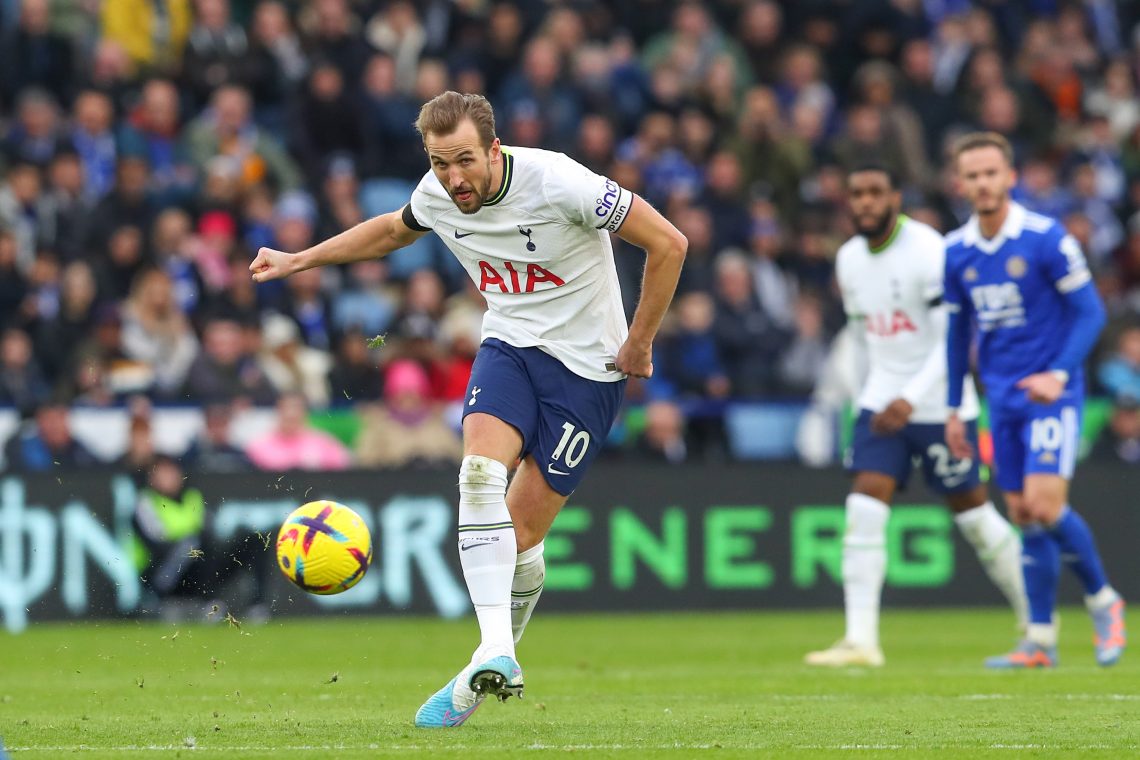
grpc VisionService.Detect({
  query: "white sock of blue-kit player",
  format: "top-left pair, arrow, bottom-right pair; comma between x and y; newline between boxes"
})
457,455 -> 516,660
512,541 -> 545,644
955,501 -> 1028,629
843,493 -> 890,649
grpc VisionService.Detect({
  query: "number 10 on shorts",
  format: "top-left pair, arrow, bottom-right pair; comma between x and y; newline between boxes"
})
552,422 -> 591,469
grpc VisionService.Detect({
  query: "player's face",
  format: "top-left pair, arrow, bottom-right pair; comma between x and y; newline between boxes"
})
846,171 -> 899,239
956,146 -> 1016,215
424,119 -> 499,215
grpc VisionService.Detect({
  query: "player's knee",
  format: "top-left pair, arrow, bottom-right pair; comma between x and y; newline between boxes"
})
1021,494 -> 1063,524
851,474 -> 893,504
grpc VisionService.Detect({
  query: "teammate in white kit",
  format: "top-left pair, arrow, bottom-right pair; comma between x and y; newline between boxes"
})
805,165 -> 1027,667
250,92 -> 687,726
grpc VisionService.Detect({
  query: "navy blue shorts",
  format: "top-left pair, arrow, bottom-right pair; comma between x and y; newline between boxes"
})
462,338 -> 626,496
848,409 -> 981,494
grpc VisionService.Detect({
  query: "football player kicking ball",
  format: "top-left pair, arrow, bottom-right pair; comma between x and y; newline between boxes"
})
944,133 -> 1125,668
805,164 -> 1028,668
251,92 -> 687,724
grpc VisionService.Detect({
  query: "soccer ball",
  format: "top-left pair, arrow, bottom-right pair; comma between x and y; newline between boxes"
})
276,501 -> 373,594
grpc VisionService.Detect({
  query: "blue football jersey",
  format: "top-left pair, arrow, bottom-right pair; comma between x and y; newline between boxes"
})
944,202 -> 1093,403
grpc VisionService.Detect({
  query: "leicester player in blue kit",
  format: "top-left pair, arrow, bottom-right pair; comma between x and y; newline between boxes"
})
944,132 -> 1126,668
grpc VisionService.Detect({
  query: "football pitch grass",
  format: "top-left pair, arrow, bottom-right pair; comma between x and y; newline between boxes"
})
2,609 -> 1136,759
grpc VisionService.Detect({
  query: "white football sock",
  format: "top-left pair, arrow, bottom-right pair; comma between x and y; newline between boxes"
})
1027,621 -> 1058,648
456,455 -> 516,660
511,541 -> 545,644
954,501 -> 1028,629
843,493 -> 890,649
1085,585 -> 1120,612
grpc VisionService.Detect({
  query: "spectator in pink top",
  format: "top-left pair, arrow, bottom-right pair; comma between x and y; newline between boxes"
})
246,392 -> 351,471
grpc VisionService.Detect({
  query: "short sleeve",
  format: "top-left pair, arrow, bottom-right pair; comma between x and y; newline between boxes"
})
1043,227 -> 1093,294
920,234 -> 946,304
835,247 -> 861,319
542,153 -> 633,232
408,171 -> 440,231
401,203 -> 430,232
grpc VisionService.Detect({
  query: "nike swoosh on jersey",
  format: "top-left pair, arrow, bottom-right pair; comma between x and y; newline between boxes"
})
454,230 -> 475,239
547,464 -> 570,476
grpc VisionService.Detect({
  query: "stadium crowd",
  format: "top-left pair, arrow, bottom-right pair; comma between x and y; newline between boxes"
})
1,0 -> 1140,470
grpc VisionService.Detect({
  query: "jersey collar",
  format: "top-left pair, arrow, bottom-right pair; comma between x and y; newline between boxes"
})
483,149 -> 514,207
963,201 -> 1026,254
868,214 -> 907,254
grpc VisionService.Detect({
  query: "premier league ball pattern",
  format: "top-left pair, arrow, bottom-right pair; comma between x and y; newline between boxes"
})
276,501 -> 372,595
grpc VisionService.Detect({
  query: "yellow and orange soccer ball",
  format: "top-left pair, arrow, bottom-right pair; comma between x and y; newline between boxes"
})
275,501 -> 373,595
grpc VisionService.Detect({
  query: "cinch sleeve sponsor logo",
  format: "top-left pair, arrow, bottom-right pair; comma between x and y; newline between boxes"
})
594,179 -> 630,232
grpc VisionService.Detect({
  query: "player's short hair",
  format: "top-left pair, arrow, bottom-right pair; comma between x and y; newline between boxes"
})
415,91 -> 497,149
952,131 -> 1014,166
847,162 -> 897,189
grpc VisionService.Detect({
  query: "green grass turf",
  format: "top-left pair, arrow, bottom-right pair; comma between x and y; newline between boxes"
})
1,609 -> 1136,759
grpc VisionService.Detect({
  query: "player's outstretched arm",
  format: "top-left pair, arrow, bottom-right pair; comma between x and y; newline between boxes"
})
614,195 -> 687,378
250,206 -> 427,282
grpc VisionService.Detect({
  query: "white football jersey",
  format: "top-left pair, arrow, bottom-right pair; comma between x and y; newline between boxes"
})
407,146 -> 630,382
836,216 -> 980,423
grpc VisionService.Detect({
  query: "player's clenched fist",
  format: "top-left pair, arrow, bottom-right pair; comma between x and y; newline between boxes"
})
250,247 -> 299,282
615,338 -> 653,379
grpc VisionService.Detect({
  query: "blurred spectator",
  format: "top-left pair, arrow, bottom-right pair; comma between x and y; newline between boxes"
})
182,0 -> 253,109
150,209 -> 204,313
779,293 -> 830,396
69,90 -> 117,200
185,85 -> 302,192
630,399 -> 688,464
332,259 -> 397,338
182,400 -> 251,472
497,36 -> 581,151
712,250 -> 788,397
258,312 -> 332,407
34,260 -> 97,379
0,0 -> 75,110
2,88 -> 64,169
657,291 -> 729,399
118,79 -> 196,205
182,315 -> 276,403
360,53 -> 422,180
747,199 -> 798,331
130,454 -> 271,620
100,0 -> 192,75
248,0 -> 309,124
1089,400 -> 1140,465
1086,57 -> 1140,142
290,62 -> 365,183
301,0 -> 372,89
62,303 -> 140,400
3,400 -> 101,471
328,330 -> 382,405
316,154 -> 365,241
121,269 -> 200,396
115,398 -> 157,477
1098,325 -> 1140,403
0,327 -> 50,409
45,148 -> 91,261
280,264 -> 333,351
0,161 -> 57,271
246,392 -> 351,470
95,224 -> 148,302
364,0 -> 426,94
697,150 -> 751,253
355,359 -> 461,468
86,156 -> 156,258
